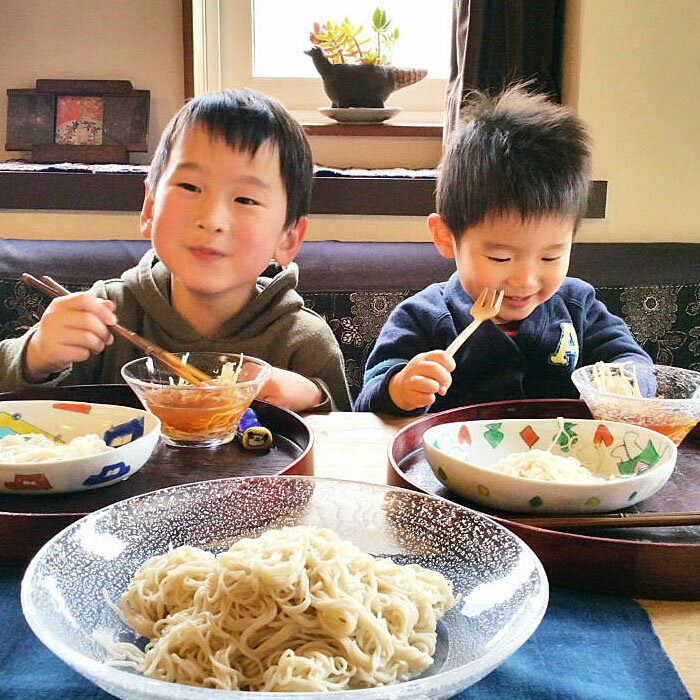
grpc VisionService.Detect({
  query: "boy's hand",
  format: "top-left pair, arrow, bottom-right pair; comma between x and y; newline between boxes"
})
24,293 -> 117,382
389,350 -> 455,412
257,367 -> 324,413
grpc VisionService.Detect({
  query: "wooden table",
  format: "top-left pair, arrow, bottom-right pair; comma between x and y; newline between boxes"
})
305,412 -> 700,697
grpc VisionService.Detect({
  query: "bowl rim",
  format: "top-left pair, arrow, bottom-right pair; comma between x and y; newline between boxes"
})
422,417 -> 678,489
20,474 -> 549,699
121,352 -> 272,391
571,363 -> 700,404
0,400 -> 160,469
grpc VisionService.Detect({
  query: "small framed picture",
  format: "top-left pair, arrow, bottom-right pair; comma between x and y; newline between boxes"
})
5,79 -> 150,164
54,95 -> 105,146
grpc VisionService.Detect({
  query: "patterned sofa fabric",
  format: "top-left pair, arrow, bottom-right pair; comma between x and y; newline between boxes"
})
0,240 -> 698,400
304,285 -> 700,399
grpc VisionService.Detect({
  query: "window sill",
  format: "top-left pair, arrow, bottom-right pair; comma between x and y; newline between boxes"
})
297,110 -> 443,138
302,123 -> 442,138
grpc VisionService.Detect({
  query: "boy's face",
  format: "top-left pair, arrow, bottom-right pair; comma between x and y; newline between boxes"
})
140,125 -> 304,312
429,211 -> 574,324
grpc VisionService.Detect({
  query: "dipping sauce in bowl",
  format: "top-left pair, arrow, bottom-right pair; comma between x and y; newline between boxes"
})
571,362 -> 700,445
122,352 -> 271,448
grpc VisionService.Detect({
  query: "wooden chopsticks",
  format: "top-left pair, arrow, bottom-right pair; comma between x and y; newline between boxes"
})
509,511 -> 700,530
21,273 -> 213,387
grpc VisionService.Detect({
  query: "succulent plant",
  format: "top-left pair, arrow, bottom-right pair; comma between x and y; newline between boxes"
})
309,7 -> 400,65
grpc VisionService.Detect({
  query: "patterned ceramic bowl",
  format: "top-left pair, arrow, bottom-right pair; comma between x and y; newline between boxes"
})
571,363 -> 700,445
423,418 -> 677,514
21,476 -> 548,700
0,400 -> 160,494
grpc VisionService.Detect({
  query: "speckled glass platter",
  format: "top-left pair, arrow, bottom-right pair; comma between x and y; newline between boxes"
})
22,476 -> 548,700
0,385 -> 312,564
388,399 -> 700,600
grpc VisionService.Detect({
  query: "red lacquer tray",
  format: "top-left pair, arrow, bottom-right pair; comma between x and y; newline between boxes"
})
387,399 -> 700,600
0,385 -> 313,564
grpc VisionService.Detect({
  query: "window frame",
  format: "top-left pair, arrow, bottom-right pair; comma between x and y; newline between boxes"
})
190,0 -> 448,120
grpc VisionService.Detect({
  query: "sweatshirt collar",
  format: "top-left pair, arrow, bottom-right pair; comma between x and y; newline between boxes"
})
123,249 -> 302,342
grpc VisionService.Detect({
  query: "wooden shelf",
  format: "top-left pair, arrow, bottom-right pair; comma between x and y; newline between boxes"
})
0,170 -> 607,218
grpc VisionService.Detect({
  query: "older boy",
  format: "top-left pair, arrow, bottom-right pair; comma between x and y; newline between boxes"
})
0,89 -> 351,411
355,86 -> 650,415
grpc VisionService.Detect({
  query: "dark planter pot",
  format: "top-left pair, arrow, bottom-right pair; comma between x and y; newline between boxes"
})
305,46 -> 427,108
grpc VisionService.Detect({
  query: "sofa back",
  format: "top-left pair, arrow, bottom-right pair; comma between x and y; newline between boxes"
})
1,239 -> 698,399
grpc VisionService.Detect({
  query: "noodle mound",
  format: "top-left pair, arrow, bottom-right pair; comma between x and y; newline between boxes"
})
0,433 -> 111,463
490,448 -> 605,483
105,526 -> 456,691
486,417 -> 612,484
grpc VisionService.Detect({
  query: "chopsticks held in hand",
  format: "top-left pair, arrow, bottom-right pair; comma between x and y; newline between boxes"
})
446,287 -> 505,357
21,273 -> 213,387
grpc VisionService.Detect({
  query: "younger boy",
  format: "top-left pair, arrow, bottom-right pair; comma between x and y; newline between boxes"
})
0,89 -> 351,411
355,85 -> 650,415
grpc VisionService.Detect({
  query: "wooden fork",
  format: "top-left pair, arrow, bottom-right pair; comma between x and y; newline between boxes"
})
446,288 -> 505,357
21,273 -> 214,387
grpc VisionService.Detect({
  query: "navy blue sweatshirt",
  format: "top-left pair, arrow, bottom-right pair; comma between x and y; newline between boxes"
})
355,274 -> 651,415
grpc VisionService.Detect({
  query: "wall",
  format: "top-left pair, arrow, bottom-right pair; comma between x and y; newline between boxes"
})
573,0 -> 700,242
0,0 -> 184,240
1,0 -> 699,243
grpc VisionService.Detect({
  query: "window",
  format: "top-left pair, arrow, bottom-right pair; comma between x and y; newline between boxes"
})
193,0 -> 451,118
253,0 -> 451,79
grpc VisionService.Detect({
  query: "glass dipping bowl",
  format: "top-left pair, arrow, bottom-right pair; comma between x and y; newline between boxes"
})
571,363 -> 700,445
122,352 -> 271,448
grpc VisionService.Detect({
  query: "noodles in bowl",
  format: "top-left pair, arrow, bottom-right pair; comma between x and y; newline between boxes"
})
101,525 -> 456,691
21,476 -> 548,699
423,417 -> 677,513
0,400 -> 160,494
486,417 -> 625,484
0,432 -> 112,463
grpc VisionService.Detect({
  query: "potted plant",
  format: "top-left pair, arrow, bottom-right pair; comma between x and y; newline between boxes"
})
305,8 -> 427,109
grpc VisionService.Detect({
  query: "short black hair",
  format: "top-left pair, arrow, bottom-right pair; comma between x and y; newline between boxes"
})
437,84 -> 591,238
147,89 -> 313,229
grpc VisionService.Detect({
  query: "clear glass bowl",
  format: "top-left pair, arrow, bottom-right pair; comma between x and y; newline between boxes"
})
571,363 -> 700,445
21,476 -> 548,700
122,352 -> 271,447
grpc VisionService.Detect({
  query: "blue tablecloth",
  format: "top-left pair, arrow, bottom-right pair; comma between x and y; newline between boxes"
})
1,566 -> 689,699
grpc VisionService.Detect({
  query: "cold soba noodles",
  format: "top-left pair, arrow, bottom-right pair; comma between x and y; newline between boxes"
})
490,448 -> 607,483
102,526 -> 455,692
489,417 -> 610,483
0,433 -> 112,463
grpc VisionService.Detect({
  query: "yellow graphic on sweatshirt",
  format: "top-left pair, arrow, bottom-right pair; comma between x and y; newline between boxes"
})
549,323 -> 579,368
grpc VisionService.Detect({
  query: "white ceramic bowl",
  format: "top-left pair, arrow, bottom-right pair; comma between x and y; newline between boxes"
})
0,400 -> 160,494
571,362 -> 700,445
423,418 -> 677,514
21,476 -> 548,700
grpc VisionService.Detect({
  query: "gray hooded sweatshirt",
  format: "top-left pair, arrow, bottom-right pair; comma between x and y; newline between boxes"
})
0,250 -> 351,411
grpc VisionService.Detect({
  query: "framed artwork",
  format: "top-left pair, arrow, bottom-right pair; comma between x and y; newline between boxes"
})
5,79 -> 150,164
